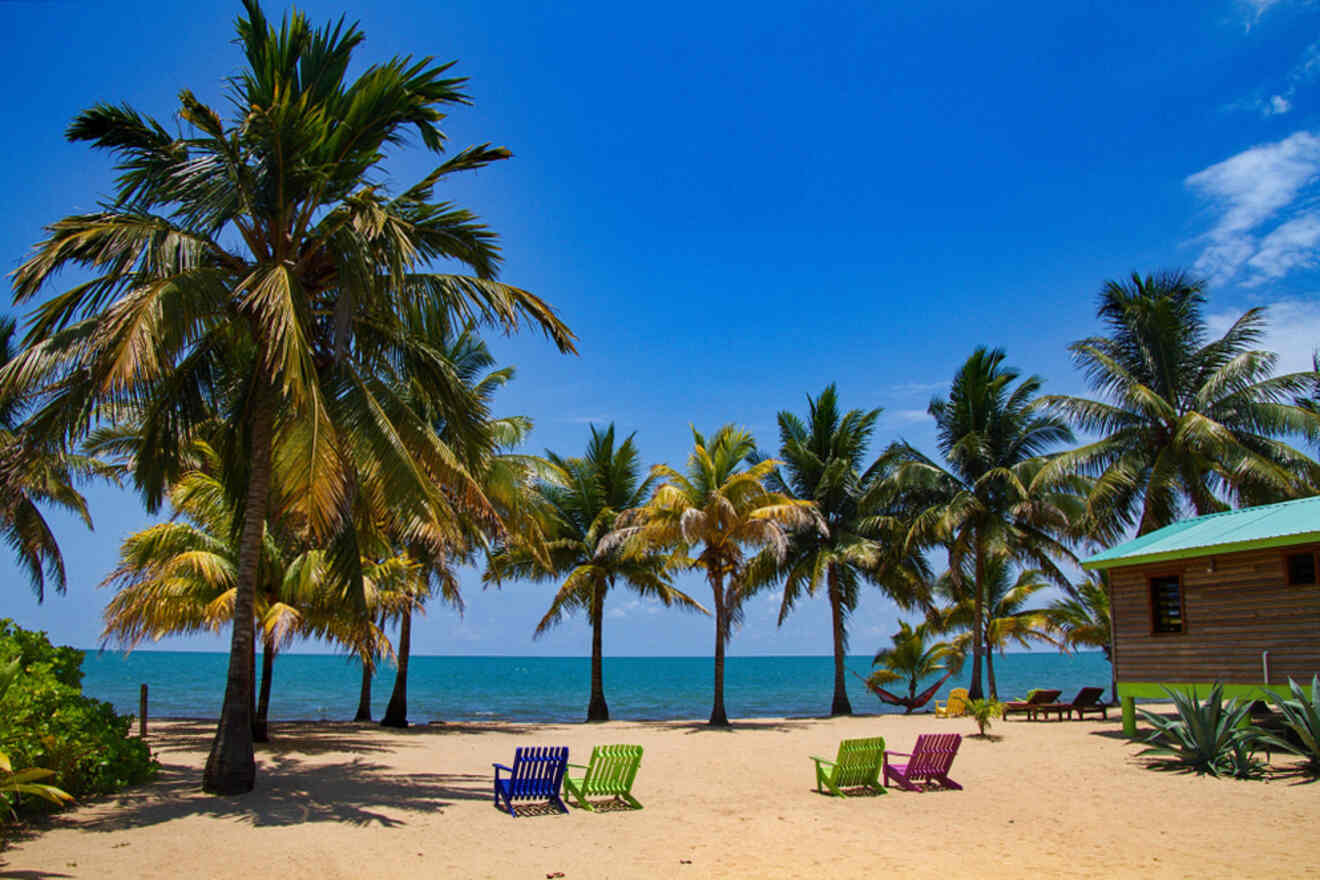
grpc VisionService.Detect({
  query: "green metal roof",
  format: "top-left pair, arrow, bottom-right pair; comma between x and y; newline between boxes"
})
1082,495 -> 1320,571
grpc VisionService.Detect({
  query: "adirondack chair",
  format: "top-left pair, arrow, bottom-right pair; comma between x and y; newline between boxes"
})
934,687 -> 969,718
492,746 -> 570,817
810,736 -> 887,797
563,744 -> 644,811
1002,689 -> 1062,720
883,733 -> 963,792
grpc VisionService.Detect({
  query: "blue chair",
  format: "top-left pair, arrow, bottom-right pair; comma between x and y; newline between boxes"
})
493,746 -> 570,816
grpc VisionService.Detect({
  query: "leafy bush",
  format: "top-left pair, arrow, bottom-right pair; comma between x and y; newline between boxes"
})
966,698 -> 1003,737
1137,682 -> 1264,779
0,659 -> 73,823
0,620 -> 156,817
1255,676 -> 1320,774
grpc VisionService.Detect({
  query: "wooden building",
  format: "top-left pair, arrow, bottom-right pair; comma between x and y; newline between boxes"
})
1083,496 -> 1320,735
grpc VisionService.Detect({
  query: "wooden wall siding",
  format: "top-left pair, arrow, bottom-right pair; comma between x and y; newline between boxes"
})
1110,543 -> 1320,684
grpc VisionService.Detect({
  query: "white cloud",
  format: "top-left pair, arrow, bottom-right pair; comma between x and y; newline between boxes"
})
1266,94 -> 1292,115
888,380 -> 946,396
1185,131 -> 1320,284
1245,214 -> 1320,280
884,408 -> 931,425
1207,297 -> 1320,372
1239,0 -> 1287,29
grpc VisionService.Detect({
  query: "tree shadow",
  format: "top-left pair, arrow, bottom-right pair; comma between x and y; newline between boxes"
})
664,719 -> 813,735
0,871 -> 75,879
48,755 -> 492,835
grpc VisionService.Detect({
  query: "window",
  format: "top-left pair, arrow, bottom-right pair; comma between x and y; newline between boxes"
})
1149,574 -> 1183,634
1286,551 -> 1318,586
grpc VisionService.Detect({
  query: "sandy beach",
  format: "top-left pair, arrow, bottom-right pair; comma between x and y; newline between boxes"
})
4,712 -> 1317,879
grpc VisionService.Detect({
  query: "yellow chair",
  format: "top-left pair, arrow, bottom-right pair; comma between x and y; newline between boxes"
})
934,687 -> 968,718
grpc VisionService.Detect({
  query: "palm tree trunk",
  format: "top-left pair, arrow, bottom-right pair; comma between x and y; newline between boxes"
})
254,634 -> 275,742
586,583 -> 609,722
710,572 -> 729,727
202,383 -> 274,795
381,604 -> 411,728
967,531 -> 986,701
355,657 -> 373,722
985,640 -> 997,701
828,569 -> 852,716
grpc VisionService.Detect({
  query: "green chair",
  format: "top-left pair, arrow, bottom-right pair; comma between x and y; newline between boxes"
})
810,736 -> 887,797
563,744 -> 644,811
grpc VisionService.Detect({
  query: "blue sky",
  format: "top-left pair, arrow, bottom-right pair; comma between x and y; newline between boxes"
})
2,0 -> 1318,658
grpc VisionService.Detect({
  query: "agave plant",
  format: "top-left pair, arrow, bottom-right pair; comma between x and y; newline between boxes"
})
1137,683 -> 1264,779
1256,676 -> 1320,773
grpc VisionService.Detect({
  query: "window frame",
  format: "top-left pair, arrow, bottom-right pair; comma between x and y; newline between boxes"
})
1146,569 -> 1187,636
1282,547 -> 1320,587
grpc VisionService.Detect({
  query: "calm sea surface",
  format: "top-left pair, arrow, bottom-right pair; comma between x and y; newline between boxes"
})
80,651 -> 1111,723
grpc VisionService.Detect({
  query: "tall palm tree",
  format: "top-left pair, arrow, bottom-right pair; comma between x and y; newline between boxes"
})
612,425 -> 821,726
867,620 -> 964,714
755,384 -> 926,716
929,552 -> 1061,699
487,424 -> 704,721
1042,272 -> 1320,538
881,348 -> 1080,700
0,318 -> 103,601
1,1 -> 574,793
1050,571 -> 1115,700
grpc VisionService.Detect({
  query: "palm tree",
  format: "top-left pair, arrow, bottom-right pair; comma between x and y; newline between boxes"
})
755,384 -> 926,716
0,318 -> 103,602
1,1 -> 575,793
867,621 -> 964,714
929,552 -> 1062,700
487,424 -> 704,721
881,347 -> 1080,700
1042,272 -> 1320,538
1050,571 -> 1115,700
612,425 -> 821,726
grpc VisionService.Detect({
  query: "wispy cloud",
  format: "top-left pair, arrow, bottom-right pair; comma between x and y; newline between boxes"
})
887,380 -> 946,396
1185,131 -> 1320,284
556,414 -> 611,424
1207,297 -> 1320,371
882,408 -> 930,425
1238,0 -> 1289,30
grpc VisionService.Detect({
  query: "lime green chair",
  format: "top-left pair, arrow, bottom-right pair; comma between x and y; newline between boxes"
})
564,744 -> 644,811
810,736 -> 887,797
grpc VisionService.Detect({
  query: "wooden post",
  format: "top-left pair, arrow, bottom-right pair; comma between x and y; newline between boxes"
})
139,683 -> 148,738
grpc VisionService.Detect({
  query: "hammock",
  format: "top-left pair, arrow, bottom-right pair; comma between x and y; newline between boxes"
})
852,669 -> 956,713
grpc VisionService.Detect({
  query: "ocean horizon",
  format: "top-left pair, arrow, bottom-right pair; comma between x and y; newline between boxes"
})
80,650 -> 1112,723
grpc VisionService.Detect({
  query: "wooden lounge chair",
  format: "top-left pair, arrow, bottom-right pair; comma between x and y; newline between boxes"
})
493,746 -> 570,817
564,744 -> 644,811
810,736 -> 887,797
934,687 -> 969,718
883,733 -> 963,792
1002,689 -> 1062,720
1028,686 -> 1108,721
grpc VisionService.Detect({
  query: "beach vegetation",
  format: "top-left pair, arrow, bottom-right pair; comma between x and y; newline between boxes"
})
880,347 -> 1081,700
0,622 -> 155,812
486,423 -> 704,722
1041,271 -> 1320,539
966,697 -> 1004,737
754,385 -> 931,716
0,658 -> 74,824
1255,676 -> 1320,774
928,551 -> 1063,700
611,425 -> 822,726
867,620 -> 964,714
0,0 -> 575,794
1137,682 -> 1265,779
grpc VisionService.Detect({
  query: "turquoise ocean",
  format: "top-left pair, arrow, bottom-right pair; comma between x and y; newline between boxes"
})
80,651 -> 1111,723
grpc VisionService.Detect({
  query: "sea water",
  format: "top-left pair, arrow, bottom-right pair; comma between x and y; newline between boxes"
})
80,651 -> 1111,723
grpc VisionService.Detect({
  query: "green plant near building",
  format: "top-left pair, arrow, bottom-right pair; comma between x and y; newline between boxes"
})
1256,676 -> 1320,774
0,620 -> 156,819
1137,682 -> 1264,779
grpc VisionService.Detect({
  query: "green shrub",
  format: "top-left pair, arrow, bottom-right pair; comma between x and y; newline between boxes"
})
1256,675 -> 1320,774
1137,682 -> 1264,779
0,659 -> 73,823
0,620 -> 156,817
966,698 -> 1004,737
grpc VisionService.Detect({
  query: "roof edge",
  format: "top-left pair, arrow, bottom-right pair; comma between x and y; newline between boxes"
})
1083,530 -> 1320,571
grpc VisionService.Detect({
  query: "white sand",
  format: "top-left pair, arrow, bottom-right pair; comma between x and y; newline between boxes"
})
4,712 -> 1317,878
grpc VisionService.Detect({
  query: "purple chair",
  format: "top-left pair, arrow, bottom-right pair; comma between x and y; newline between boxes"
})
883,733 -> 963,792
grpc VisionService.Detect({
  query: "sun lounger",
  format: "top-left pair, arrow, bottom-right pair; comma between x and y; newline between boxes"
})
1027,687 -> 1108,721
1002,689 -> 1062,719
810,736 -> 887,797
883,733 -> 962,792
